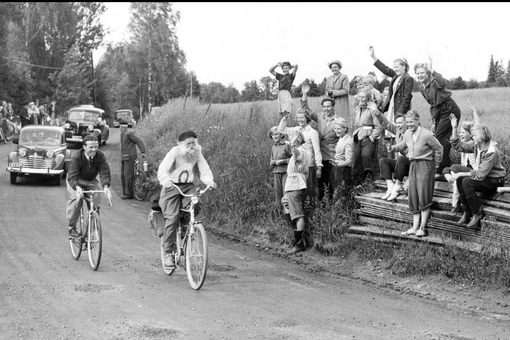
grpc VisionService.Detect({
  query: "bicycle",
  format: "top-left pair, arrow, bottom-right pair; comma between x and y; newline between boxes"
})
133,158 -> 149,201
1,117 -> 18,141
152,184 -> 212,290
69,189 -> 112,271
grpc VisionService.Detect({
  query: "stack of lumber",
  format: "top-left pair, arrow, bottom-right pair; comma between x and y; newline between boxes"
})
351,179 -> 510,246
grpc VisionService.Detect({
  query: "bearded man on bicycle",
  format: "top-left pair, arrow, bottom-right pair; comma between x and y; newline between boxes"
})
66,135 -> 112,238
157,130 -> 217,269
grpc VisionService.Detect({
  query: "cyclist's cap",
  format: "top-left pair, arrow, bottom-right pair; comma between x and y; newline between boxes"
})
178,130 -> 197,141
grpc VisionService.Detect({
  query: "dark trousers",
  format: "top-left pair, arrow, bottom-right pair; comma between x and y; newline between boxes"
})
121,159 -> 135,198
318,161 -> 335,201
352,136 -> 376,181
332,166 -> 352,198
433,99 -> 461,174
379,156 -> 410,182
456,172 -> 503,215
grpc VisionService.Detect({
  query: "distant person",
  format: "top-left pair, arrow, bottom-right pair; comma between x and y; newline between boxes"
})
20,104 -> 31,127
28,101 -> 40,125
281,131 -> 311,255
390,110 -> 443,238
362,75 -> 382,109
49,100 -> 58,126
325,60 -> 350,125
448,124 -> 505,229
120,124 -> 146,200
269,61 -> 298,116
268,126 -> 291,213
66,135 -> 112,238
414,57 -> 461,177
369,46 -> 414,125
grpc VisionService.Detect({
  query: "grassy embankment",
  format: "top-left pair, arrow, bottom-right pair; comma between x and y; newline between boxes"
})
136,88 -> 510,289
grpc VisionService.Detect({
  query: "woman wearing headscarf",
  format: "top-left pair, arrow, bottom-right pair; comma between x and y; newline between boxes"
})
369,46 -> 414,126
325,60 -> 350,126
414,57 -> 461,177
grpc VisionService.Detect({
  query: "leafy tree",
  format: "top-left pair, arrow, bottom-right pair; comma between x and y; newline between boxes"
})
450,76 -> 466,90
259,76 -> 277,101
240,80 -> 261,102
466,79 -> 479,89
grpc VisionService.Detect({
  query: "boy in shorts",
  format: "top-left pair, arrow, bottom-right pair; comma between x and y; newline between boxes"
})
281,131 -> 311,255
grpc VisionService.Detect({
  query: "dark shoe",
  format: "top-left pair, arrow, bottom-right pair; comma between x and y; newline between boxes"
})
450,205 -> 463,213
457,212 -> 472,225
121,195 -> 133,200
286,243 -> 305,255
467,213 -> 483,229
69,227 -> 81,238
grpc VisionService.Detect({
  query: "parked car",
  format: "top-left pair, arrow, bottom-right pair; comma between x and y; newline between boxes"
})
6,125 -> 71,185
64,105 -> 109,147
113,109 -> 136,128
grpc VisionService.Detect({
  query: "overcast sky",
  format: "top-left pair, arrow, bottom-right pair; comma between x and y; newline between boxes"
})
97,2 -> 510,91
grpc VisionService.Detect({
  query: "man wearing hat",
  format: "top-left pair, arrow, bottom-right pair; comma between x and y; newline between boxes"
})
325,60 -> 351,125
157,130 -> 217,269
120,124 -> 146,199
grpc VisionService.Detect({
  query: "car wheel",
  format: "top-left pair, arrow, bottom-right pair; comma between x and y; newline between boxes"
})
10,173 -> 17,185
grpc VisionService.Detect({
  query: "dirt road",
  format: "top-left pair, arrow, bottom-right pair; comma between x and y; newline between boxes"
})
1,128 -> 509,339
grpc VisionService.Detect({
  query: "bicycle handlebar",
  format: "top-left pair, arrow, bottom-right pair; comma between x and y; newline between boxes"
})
171,183 -> 214,197
80,190 -> 113,207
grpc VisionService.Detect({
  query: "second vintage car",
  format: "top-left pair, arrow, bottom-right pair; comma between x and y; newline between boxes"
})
64,105 -> 109,147
6,125 -> 72,185
113,109 -> 136,128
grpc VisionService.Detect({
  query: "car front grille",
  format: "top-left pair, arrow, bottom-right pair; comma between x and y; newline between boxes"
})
20,155 -> 53,169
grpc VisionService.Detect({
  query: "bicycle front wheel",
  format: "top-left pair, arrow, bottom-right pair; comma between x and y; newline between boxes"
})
87,212 -> 102,271
4,123 -> 15,141
185,223 -> 208,290
134,171 -> 148,201
69,205 -> 85,260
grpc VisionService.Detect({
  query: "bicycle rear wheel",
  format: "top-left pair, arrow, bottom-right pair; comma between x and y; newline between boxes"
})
134,171 -> 148,201
161,237 -> 176,275
4,123 -> 15,141
69,205 -> 85,260
87,212 -> 102,270
185,223 -> 208,290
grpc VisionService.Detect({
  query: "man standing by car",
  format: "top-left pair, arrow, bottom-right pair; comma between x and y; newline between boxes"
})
66,134 -> 112,238
120,124 -> 146,199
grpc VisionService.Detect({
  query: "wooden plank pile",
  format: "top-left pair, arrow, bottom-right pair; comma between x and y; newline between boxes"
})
351,179 -> 510,246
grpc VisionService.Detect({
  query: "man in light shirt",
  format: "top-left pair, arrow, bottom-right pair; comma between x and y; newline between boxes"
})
157,130 -> 217,269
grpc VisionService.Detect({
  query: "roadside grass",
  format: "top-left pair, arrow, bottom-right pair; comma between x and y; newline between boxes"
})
136,88 -> 510,289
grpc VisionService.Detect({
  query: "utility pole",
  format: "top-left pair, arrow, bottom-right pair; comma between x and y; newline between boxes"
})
190,73 -> 193,100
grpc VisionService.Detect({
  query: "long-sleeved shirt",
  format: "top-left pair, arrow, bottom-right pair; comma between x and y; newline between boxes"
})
270,141 -> 292,173
302,98 -> 338,161
374,113 -> 407,157
352,104 -> 383,141
278,117 -> 322,167
157,144 -> 214,188
121,131 -> 146,160
420,70 -> 452,121
67,149 -> 111,190
284,146 -> 311,192
333,134 -> 353,167
392,126 -> 443,166
450,137 -> 506,180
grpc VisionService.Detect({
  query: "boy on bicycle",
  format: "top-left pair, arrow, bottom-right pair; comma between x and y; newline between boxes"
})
66,135 -> 112,238
157,130 -> 217,269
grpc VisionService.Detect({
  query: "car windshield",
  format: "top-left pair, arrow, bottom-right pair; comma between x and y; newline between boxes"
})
69,109 -> 101,122
116,112 -> 132,119
20,130 -> 61,146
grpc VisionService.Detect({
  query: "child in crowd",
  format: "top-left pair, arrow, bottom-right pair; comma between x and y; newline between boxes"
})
362,75 -> 382,109
269,126 -> 292,213
281,132 -> 310,255
269,61 -> 298,117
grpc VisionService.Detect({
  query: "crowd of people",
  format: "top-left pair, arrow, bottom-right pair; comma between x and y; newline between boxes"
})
267,46 -> 507,252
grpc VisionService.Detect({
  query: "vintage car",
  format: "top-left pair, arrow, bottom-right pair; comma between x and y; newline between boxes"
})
113,109 -> 136,128
64,105 -> 109,147
6,126 -> 71,185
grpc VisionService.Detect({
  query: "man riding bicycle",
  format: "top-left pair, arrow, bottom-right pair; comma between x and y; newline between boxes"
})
157,130 -> 217,269
66,135 -> 112,238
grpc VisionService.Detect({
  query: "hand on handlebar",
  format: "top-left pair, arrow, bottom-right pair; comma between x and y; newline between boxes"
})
76,186 -> 83,198
103,186 -> 112,200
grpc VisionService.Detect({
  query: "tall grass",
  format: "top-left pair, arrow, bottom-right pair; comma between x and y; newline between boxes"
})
136,88 -> 510,289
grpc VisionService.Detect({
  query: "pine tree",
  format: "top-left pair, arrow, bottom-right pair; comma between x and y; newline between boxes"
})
487,55 -> 497,84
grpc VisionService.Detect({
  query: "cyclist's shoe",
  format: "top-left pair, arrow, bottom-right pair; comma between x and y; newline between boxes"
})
68,227 -> 81,239
163,253 -> 176,269
120,195 -> 133,200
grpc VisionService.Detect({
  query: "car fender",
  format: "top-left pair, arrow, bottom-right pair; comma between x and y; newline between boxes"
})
54,153 -> 65,169
9,152 -> 19,163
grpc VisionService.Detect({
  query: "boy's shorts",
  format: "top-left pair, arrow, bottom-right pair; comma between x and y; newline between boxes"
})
281,190 -> 305,221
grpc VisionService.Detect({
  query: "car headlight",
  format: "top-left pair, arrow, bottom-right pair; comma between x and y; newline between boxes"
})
191,196 -> 199,205
64,123 -> 70,129
46,149 -> 54,158
19,148 -> 27,157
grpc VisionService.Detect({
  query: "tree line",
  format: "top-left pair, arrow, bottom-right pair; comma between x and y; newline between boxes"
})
1,3 -> 509,118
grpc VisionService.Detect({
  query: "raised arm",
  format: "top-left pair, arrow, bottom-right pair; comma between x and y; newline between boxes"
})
269,62 -> 280,76
467,98 -> 481,126
291,63 -> 298,75
371,46 -> 396,78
